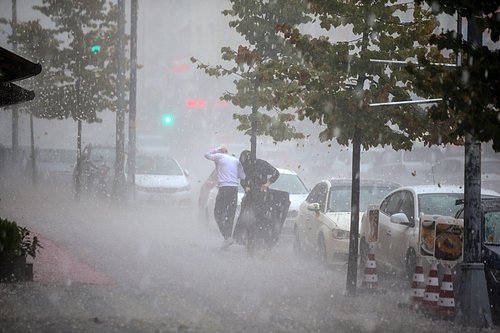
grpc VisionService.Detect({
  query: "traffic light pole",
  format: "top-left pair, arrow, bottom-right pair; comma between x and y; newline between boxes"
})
11,0 -> 19,165
127,0 -> 138,192
113,0 -> 127,200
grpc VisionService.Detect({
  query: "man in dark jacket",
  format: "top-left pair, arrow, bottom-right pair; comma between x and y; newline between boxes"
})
239,150 -> 280,194
234,150 -> 287,252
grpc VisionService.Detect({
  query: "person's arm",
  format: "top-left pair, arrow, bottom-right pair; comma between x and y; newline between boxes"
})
260,160 -> 279,192
238,161 -> 246,181
204,148 -> 221,161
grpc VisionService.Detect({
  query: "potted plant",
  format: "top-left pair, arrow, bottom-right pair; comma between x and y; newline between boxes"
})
0,218 -> 41,282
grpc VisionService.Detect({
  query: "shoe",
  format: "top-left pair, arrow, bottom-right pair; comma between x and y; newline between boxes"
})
221,237 -> 234,249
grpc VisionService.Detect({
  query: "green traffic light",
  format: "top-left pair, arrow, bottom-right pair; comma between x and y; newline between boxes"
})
162,114 -> 174,126
91,45 -> 101,54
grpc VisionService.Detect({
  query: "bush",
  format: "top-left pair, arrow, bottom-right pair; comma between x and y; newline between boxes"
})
0,218 -> 41,259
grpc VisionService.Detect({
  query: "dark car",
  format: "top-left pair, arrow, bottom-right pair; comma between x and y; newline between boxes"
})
455,198 -> 500,318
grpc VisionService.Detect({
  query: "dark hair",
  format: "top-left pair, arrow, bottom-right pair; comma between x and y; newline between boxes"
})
239,150 -> 251,167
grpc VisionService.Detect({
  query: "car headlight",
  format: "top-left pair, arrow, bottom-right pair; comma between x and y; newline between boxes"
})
331,228 -> 350,240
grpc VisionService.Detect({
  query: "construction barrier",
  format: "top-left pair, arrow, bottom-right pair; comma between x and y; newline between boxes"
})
422,260 -> 440,311
361,246 -> 378,289
410,257 -> 426,306
437,265 -> 456,317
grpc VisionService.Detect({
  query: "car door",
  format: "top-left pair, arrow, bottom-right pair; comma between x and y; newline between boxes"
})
378,191 -> 404,264
298,182 -> 328,252
386,190 -> 416,269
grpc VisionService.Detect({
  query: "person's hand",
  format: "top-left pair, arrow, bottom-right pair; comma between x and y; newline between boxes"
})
260,182 -> 270,192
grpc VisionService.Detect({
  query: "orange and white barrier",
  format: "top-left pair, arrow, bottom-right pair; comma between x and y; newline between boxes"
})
410,258 -> 426,306
422,260 -> 440,311
361,246 -> 378,289
437,266 -> 456,316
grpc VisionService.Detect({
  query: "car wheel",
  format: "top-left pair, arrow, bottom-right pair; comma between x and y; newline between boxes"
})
405,248 -> 417,282
359,237 -> 369,271
317,234 -> 327,265
293,226 -> 302,256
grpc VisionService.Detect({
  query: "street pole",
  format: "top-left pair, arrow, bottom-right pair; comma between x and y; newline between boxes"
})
113,0 -> 126,200
127,0 -> 138,194
346,125 -> 360,295
456,16 -> 493,329
250,106 -> 257,164
11,0 -> 19,165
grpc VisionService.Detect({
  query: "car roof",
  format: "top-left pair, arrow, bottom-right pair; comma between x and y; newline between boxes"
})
394,184 -> 500,196
276,168 -> 297,175
326,178 -> 401,188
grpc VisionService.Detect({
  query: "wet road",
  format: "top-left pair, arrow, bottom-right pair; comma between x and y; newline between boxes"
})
0,177 -> 481,332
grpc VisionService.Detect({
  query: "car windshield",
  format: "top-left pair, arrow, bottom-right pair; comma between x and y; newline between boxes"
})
328,185 -> 396,212
484,211 -> 500,245
270,174 -> 308,194
90,147 -> 115,163
136,156 -> 183,175
418,193 -> 463,216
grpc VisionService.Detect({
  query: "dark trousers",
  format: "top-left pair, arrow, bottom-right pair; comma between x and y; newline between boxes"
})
214,186 -> 238,240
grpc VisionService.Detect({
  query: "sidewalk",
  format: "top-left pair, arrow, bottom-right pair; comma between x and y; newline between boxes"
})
29,233 -> 114,285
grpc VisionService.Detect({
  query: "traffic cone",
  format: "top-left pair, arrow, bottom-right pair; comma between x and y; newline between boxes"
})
361,245 -> 378,289
422,260 -> 440,312
437,266 -> 456,317
409,257 -> 426,307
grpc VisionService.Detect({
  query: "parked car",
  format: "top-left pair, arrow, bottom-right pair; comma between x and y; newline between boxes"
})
293,179 -> 400,264
73,144 -> 116,197
204,168 -> 309,233
455,197 -> 500,319
359,185 -> 500,281
134,154 -> 192,205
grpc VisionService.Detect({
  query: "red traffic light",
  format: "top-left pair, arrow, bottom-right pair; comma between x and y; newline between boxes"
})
185,99 -> 206,108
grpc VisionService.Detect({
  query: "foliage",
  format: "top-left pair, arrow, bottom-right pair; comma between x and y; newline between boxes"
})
192,0 -> 311,142
194,1 -> 446,151
411,0 -> 500,151
0,218 -> 41,259
4,0 -> 128,123
275,0 -> 443,150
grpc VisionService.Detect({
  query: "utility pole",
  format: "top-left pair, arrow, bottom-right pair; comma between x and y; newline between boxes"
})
127,0 -> 138,193
113,0 -> 126,200
11,0 -> 19,165
346,125 -> 360,295
457,16 -> 493,329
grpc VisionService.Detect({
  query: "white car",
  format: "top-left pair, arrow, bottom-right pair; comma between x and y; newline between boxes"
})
204,168 -> 309,233
134,154 -> 192,205
293,179 -> 400,264
359,185 -> 500,280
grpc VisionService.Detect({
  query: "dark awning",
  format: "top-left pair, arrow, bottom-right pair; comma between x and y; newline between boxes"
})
0,46 -> 42,84
0,82 -> 35,107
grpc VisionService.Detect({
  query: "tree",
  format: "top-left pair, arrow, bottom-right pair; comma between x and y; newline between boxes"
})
195,0 -> 442,294
192,0 -> 310,157
410,0 -> 500,151
6,1 -> 129,195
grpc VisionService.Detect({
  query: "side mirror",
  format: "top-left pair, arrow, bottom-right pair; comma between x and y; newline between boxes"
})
307,202 -> 321,212
390,213 -> 414,227
184,169 -> 190,177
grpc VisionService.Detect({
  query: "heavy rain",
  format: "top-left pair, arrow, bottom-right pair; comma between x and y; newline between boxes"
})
1,1 -> 499,332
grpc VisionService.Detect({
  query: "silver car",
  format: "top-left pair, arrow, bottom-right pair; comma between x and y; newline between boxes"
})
359,185 -> 500,280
